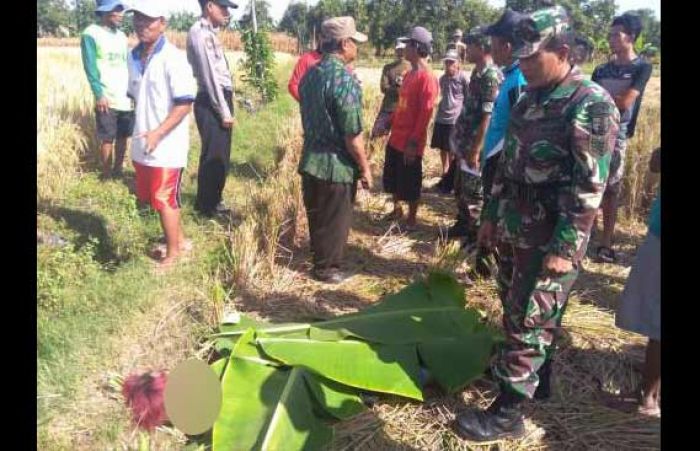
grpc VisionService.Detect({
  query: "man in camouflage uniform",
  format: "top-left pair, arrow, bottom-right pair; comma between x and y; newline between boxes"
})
447,28 -> 502,243
446,29 -> 468,63
454,7 -> 619,442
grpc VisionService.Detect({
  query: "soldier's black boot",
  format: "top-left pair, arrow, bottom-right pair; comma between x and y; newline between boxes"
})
533,360 -> 552,401
454,390 -> 526,442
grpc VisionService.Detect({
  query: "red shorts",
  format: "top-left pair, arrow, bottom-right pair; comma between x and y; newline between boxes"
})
133,162 -> 183,211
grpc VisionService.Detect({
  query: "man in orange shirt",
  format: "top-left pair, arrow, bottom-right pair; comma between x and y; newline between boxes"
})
382,26 -> 439,230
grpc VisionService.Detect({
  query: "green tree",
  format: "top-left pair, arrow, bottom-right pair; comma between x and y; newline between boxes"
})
239,1 -> 274,30
278,1 -> 310,50
240,27 -> 278,102
625,8 -> 660,48
72,0 -> 96,34
168,11 -> 199,32
38,0 -> 71,36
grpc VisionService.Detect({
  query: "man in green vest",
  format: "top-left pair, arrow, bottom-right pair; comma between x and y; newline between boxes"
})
80,0 -> 134,180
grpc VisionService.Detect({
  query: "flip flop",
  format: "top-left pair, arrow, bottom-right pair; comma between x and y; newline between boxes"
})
596,246 -> 616,263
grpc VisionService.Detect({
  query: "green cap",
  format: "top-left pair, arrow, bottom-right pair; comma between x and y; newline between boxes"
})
463,26 -> 490,48
512,5 -> 571,59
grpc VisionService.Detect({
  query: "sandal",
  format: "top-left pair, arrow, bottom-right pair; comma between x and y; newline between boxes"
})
596,246 -> 616,263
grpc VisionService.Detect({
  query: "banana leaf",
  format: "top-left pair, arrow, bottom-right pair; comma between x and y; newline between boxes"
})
213,271 -> 481,347
257,337 -> 423,401
302,373 -> 366,421
417,332 -> 497,394
212,329 -> 332,451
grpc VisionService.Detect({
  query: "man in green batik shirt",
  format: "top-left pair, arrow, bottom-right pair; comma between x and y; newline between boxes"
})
298,17 -> 372,284
80,0 -> 134,180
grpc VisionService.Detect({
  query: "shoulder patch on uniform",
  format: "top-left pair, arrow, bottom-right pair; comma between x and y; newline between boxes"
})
589,101 -> 613,136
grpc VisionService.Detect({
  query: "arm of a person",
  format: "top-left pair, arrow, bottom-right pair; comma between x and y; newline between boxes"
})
469,113 -> 492,162
80,34 -> 104,100
335,78 -> 369,173
481,149 -> 506,223
408,75 -> 438,143
345,133 -> 371,176
614,63 -> 652,111
469,71 -> 500,161
380,65 -> 391,95
546,96 -> 620,260
193,33 -> 232,121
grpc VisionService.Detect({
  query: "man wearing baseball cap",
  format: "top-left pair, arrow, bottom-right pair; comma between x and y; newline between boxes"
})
447,27 -> 502,243
126,0 -> 198,271
370,39 -> 411,139
382,27 -> 439,230
298,17 -> 372,284
80,0 -> 133,180
429,49 -> 469,195
455,6 -> 619,441
187,0 -> 238,218
469,9 -> 528,282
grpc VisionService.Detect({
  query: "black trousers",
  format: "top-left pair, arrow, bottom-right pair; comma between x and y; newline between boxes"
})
302,173 -> 356,271
194,90 -> 233,213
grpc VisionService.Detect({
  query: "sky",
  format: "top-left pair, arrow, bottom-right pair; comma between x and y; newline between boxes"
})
167,0 -> 661,23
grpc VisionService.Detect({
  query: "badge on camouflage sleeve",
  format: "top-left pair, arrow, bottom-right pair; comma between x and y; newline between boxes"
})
590,102 -> 613,136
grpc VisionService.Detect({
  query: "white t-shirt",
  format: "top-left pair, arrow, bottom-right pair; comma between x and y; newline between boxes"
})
128,37 -> 197,168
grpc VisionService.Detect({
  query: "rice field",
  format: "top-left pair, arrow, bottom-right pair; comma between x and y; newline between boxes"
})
37,44 -> 660,450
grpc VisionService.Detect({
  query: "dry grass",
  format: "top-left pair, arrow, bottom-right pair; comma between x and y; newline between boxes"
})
217,67 -> 660,450
37,49 -> 660,449
37,47 -> 97,201
37,31 -> 299,53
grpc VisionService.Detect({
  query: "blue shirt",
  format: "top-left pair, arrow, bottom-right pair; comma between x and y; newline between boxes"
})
648,190 -> 660,238
481,61 -> 527,166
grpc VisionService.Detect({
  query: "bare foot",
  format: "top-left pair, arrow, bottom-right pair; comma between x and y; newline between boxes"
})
153,255 -> 179,275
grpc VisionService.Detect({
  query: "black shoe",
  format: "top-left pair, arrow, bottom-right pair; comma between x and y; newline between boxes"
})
454,391 -> 526,442
533,360 -> 552,401
312,268 -> 349,284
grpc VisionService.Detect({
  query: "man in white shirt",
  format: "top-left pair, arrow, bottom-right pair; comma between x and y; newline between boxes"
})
127,1 -> 197,271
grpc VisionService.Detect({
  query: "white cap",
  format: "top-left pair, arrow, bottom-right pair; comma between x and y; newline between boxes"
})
127,0 -> 168,18
395,40 -> 406,50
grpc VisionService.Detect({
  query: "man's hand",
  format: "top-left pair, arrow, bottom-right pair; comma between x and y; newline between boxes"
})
96,97 -> 110,114
404,139 -> 418,165
360,166 -> 373,190
543,254 -> 573,274
222,117 -> 234,129
135,129 -> 164,154
477,220 -> 496,250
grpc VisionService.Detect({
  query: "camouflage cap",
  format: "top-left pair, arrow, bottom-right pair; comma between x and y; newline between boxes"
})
512,5 -> 571,59
463,26 -> 490,48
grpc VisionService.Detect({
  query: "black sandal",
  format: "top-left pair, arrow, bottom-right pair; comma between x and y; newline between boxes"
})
596,246 -> 616,263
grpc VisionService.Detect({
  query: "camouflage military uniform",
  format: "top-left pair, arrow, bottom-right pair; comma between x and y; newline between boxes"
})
452,62 -> 503,240
482,66 -> 619,398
